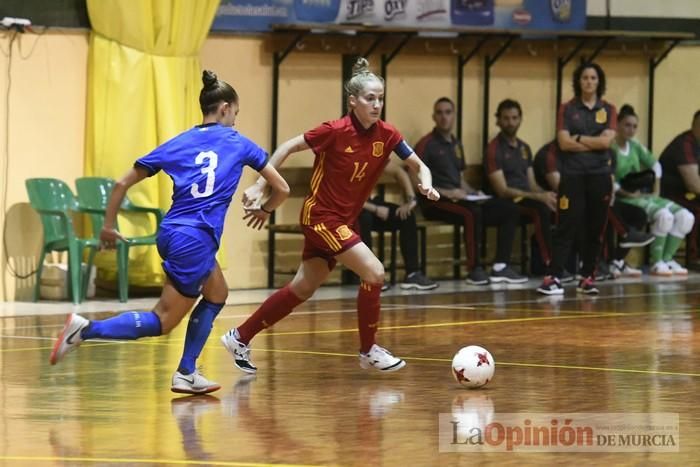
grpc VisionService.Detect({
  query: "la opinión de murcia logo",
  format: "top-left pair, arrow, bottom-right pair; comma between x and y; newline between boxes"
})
448,418 -> 678,452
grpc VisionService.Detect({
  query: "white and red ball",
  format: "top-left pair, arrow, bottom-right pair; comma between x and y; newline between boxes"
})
451,345 -> 495,389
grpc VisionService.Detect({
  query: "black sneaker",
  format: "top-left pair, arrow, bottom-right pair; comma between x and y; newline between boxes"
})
466,267 -> 490,285
400,272 -> 439,290
560,270 -> 575,283
577,276 -> 599,295
536,276 -> 564,295
619,229 -> 654,248
490,266 -> 528,284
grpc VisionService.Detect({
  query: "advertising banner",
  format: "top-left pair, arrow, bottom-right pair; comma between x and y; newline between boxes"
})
211,0 -> 585,32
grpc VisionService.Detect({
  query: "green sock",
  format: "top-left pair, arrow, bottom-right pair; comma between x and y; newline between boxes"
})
650,235 -> 666,264
662,235 -> 684,262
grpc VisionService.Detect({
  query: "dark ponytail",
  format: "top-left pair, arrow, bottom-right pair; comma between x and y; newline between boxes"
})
199,70 -> 238,115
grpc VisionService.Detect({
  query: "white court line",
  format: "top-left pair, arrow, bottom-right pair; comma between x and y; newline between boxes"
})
217,288 -> 700,319
1,287 -> 697,327
0,335 -> 55,341
0,335 -> 126,344
0,324 -> 64,330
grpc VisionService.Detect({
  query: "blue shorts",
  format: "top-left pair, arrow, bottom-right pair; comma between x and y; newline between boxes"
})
156,225 -> 217,298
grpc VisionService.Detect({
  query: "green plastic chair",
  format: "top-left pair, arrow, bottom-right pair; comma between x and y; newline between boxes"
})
25,178 -> 99,304
75,177 -> 163,302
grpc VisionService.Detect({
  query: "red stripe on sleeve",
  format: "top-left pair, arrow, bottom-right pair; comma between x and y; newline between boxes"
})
557,102 -> 568,131
607,102 -> 618,130
684,133 -> 696,164
414,133 -> 431,159
486,138 -> 500,173
545,143 -> 557,173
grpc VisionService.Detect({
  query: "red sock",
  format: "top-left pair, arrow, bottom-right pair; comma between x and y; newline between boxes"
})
357,281 -> 382,353
237,284 -> 304,344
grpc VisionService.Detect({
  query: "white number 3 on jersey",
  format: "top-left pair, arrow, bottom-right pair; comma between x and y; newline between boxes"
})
191,151 -> 218,198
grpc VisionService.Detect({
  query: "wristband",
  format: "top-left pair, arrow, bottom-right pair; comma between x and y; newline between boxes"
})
260,205 -> 273,214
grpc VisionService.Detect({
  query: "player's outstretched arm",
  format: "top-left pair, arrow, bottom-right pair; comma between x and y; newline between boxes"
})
100,167 -> 149,249
243,164 -> 291,230
243,135 -> 309,208
404,153 -> 440,201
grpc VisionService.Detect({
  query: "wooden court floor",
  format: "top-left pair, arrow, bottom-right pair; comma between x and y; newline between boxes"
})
1,278 -> 699,466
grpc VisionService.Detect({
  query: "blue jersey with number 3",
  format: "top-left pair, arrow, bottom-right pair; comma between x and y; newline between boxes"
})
135,122 -> 268,243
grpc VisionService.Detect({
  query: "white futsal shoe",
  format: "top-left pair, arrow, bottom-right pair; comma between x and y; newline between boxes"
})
666,260 -> 688,275
359,344 -> 406,372
651,261 -> 673,277
221,329 -> 257,374
171,368 -> 221,395
49,313 -> 89,365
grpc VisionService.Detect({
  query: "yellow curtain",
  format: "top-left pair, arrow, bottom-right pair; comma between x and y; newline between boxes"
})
85,0 -> 220,286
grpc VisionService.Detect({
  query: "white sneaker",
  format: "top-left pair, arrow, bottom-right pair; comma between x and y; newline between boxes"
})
171,368 -> 221,395
49,313 -> 89,365
359,344 -> 406,372
609,260 -> 642,278
651,261 -> 673,277
221,329 -> 257,374
666,260 -> 688,275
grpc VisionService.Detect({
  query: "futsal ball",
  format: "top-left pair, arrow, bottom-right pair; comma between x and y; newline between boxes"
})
451,346 -> 495,389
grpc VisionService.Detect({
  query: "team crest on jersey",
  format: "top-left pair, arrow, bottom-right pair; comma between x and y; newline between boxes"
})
559,195 -> 569,210
336,225 -> 353,240
372,141 -> 384,157
595,108 -> 608,124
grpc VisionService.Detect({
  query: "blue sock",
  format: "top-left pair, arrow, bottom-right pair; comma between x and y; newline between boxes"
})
177,299 -> 224,375
81,311 -> 162,340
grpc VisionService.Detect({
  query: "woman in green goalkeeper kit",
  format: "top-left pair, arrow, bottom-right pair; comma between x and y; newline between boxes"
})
612,104 -> 694,276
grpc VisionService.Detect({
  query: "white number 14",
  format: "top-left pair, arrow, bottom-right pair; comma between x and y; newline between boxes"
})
191,151 -> 218,198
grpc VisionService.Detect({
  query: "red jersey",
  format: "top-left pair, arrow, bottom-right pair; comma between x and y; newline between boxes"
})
301,113 -> 403,227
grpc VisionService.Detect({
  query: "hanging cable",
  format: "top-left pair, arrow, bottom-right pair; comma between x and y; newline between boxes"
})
2,29 -> 38,279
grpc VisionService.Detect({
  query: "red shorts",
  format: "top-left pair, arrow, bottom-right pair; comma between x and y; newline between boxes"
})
302,219 -> 362,270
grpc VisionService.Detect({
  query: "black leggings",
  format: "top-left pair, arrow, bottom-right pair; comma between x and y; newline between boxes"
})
422,197 -> 519,268
358,201 -> 420,275
604,201 -> 648,261
549,173 -> 612,278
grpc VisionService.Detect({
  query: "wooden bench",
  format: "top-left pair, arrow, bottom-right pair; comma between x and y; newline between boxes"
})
266,167 -> 460,287
265,165 -> 529,288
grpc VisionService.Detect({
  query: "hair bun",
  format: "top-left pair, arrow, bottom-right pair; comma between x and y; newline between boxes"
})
620,104 -> 635,114
618,104 -> 637,121
351,57 -> 370,77
202,70 -> 218,89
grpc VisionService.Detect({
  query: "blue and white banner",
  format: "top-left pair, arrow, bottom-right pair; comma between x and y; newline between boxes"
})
296,0 -> 343,22
212,0 -> 295,32
211,0 -> 585,32
496,0 -> 586,30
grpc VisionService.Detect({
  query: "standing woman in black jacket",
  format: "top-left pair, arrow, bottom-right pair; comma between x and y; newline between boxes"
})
537,62 -> 617,296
